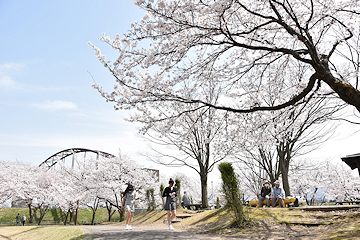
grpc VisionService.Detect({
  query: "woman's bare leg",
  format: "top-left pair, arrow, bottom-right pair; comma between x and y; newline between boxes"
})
126,211 -> 132,225
167,210 -> 171,224
128,211 -> 133,225
170,210 -> 176,223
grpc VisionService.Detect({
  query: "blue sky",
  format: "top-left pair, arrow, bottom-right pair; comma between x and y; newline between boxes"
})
0,1 -> 150,165
0,1 -> 359,177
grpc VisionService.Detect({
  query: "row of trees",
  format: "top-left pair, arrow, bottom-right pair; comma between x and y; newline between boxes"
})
0,153 -> 158,225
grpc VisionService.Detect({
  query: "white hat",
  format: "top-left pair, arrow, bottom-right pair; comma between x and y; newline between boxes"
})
275,180 -> 280,184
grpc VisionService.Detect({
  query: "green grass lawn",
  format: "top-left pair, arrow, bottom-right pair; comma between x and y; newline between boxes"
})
0,207 -> 120,226
0,226 -> 86,240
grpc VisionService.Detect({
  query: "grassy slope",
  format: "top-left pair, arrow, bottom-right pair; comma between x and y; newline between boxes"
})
132,207 -> 360,239
2,207 -> 360,239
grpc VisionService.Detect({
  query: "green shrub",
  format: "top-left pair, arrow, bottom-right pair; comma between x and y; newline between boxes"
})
218,162 -> 246,227
146,188 -> 156,210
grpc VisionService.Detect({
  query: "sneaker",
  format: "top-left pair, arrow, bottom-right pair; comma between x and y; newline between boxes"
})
125,224 -> 129,230
128,225 -> 132,230
166,220 -> 169,226
169,225 -> 174,231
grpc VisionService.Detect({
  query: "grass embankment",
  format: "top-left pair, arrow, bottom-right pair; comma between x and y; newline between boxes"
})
0,207 -> 120,226
0,226 -> 86,240
131,207 -> 360,239
2,207 -> 360,239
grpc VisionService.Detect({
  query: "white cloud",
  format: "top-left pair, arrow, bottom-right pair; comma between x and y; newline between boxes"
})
0,75 -> 24,90
0,76 -> 16,87
0,62 -> 25,90
31,100 -> 78,111
0,62 -> 25,71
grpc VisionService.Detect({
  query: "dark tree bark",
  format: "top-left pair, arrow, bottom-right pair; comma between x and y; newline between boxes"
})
64,209 -> 70,225
89,197 -> 100,225
37,205 -> 49,225
105,201 -> 116,222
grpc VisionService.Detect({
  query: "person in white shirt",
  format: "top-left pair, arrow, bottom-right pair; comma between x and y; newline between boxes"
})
121,184 -> 138,230
272,180 -> 285,207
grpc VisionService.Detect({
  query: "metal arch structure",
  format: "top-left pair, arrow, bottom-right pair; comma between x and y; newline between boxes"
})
39,148 -> 116,170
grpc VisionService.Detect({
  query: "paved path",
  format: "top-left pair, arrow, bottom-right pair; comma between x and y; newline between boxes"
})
79,225 -> 248,240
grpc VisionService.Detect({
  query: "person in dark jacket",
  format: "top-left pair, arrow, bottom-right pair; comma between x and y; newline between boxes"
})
162,178 -> 177,230
258,180 -> 272,207
16,213 -> 20,226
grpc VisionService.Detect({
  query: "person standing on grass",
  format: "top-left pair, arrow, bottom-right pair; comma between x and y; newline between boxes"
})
16,213 -> 20,226
162,178 -> 177,231
21,214 -> 26,226
121,184 -> 138,230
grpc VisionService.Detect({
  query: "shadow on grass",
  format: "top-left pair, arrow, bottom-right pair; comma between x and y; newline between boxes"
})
70,234 -> 87,240
192,207 -> 228,226
5,226 -> 42,238
327,229 -> 360,240
133,210 -> 167,225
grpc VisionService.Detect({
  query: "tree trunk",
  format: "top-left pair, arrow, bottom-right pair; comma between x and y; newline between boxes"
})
277,144 -> 291,196
37,206 -> 48,225
90,198 -> 99,225
64,209 -> 70,225
27,203 -> 34,223
119,209 -> 124,222
74,200 -> 79,225
200,172 -> 208,208
91,211 -> 96,225
106,202 -> 116,222
70,210 -> 74,224
281,167 -> 290,197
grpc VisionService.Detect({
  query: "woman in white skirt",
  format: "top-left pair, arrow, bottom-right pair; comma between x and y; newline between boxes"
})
121,184 -> 138,230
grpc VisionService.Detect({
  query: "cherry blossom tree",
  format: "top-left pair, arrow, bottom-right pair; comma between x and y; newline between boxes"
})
32,170 -> 59,225
53,175 -> 85,225
58,152 -> 158,222
0,160 -> 52,224
0,160 -> 16,204
173,172 -> 202,204
0,154 -> 159,224
234,96 -> 344,196
89,0 -> 360,126
142,97 -> 242,208
290,161 -> 360,205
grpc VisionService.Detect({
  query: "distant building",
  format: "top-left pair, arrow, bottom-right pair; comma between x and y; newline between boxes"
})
11,199 -> 28,208
145,168 -> 159,182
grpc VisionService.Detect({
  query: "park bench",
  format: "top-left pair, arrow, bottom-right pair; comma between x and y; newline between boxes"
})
183,203 -> 202,210
335,201 -> 360,205
249,197 -> 296,207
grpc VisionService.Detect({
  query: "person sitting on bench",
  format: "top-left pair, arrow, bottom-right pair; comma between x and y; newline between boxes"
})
181,191 -> 192,209
272,180 -> 285,207
258,180 -> 272,207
